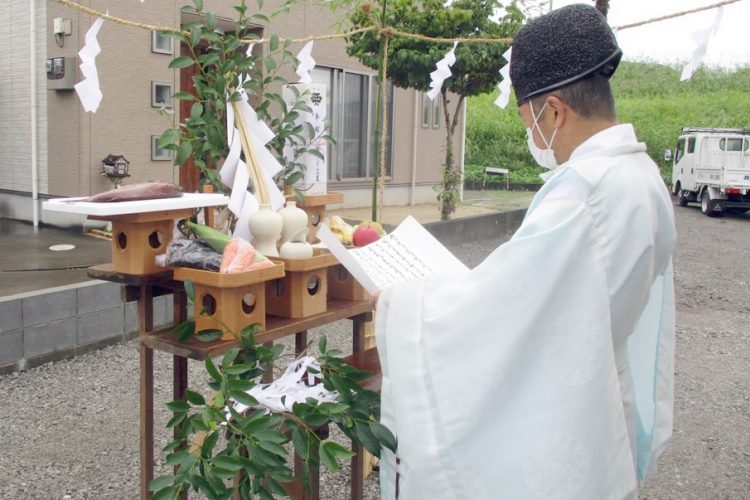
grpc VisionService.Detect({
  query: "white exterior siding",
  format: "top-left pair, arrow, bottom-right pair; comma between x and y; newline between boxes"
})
0,0 -> 48,194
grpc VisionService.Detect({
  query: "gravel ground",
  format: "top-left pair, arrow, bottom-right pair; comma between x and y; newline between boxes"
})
0,201 -> 747,499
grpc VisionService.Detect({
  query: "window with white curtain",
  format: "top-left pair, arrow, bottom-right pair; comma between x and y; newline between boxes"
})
432,93 -> 441,129
311,67 -> 393,180
422,92 -> 431,128
421,92 -> 441,130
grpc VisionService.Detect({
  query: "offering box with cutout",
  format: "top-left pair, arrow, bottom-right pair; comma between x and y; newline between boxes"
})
43,193 -> 228,275
173,263 -> 285,340
267,250 -> 338,318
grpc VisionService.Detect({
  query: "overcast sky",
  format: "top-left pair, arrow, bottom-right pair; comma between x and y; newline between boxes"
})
551,0 -> 750,68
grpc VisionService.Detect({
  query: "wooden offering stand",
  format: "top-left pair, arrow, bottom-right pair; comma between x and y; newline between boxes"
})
64,192 -> 380,499
289,192 -> 344,243
328,264 -> 370,301
90,208 -> 194,275
173,263 -> 285,340
88,262 -> 374,500
267,250 -> 338,319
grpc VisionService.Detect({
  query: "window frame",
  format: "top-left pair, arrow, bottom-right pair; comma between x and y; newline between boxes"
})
719,137 -> 745,152
432,94 -> 441,129
151,30 -> 174,55
421,92 -> 442,130
421,92 -> 431,129
151,81 -> 173,108
687,137 -> 696,154
314,66 -> 394,181
675,138 -> 686,163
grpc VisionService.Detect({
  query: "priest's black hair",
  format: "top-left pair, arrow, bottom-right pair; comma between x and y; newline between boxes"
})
530,73 -> 617,122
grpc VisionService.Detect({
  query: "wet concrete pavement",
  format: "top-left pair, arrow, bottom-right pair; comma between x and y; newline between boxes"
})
0,219 -> 111,297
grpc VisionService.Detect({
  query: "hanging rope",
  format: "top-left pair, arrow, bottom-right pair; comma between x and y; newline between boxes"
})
49,0 -> 746,46
377,27 -> 513,45
614,0 -> 742,31
49,0 -> 185,34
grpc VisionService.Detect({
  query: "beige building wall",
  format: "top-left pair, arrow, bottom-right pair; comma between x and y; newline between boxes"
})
261,0 -> 463,205
4,0 -> 463,220
46,0 -> 181,198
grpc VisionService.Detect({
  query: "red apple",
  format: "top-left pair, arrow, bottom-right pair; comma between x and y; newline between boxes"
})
353,225 -> 380,247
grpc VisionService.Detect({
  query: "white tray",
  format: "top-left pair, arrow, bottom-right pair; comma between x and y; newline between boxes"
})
43,192 -> 229,217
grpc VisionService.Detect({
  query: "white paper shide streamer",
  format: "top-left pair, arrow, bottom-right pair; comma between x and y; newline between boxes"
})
295,41 -> 316,84
229,356 -> 338,415
219,44 -> 286,241
427,41 -> 459,101
282,41 -> 328,195
494,47 -> 513,109
681,6 -> 724,81
74,17 -> 105,112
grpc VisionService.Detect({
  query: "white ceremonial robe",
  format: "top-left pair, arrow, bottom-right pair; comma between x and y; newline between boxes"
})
375,124 -> 676,500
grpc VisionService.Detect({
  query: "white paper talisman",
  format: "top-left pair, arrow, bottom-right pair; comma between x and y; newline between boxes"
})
282,83 -> 328,195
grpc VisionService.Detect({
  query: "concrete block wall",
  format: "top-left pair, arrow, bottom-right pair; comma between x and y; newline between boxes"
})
0,280 -> 174,374
424,209 -> 527,248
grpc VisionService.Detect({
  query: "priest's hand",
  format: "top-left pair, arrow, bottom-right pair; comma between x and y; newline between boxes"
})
369,290 -> 381,309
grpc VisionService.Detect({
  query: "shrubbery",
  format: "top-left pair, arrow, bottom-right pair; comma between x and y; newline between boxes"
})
467,62 -> 750,184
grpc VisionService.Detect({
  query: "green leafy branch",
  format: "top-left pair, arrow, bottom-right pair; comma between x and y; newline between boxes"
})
156,0 -> 330,196
152,326 -> 395,499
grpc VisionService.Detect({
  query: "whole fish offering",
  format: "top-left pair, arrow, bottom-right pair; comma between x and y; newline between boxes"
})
83,181 -> 183,203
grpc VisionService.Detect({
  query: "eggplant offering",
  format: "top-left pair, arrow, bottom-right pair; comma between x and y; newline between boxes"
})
84,181 -> 184,203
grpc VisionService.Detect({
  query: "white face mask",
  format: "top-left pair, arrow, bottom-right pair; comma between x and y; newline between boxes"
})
526,101 -> 558,170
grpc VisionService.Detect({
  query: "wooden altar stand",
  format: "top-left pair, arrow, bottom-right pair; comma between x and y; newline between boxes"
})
88,264 -> 374,500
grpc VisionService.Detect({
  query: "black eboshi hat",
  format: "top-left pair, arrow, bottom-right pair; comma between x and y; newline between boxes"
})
510,4 -> 622,104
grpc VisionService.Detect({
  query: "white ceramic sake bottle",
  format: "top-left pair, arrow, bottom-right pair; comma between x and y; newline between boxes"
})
249,204 -> 282,257
279,240 -> 314,259
279,200 -> 309,244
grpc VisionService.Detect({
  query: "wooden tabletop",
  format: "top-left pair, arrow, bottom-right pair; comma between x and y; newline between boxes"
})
88,263 -> 176,286
88,263 -> 179,301
140,299 -> 373,360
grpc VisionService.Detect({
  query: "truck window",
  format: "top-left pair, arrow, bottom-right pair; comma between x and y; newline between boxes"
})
687,137 -> 696,154
719,138 -> 744,152
675,138 -> 686,163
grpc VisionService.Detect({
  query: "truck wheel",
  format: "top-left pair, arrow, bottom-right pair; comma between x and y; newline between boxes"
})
701,190 -> 720,217
677,187 -> 689,207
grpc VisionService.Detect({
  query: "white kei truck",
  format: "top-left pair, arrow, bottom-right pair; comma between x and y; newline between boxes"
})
670,127 -> 750,216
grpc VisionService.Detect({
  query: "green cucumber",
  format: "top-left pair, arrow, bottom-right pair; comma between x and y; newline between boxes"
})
185,220 -> 231,253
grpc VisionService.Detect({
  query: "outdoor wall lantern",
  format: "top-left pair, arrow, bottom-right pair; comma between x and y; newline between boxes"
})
101,154 -> 131,188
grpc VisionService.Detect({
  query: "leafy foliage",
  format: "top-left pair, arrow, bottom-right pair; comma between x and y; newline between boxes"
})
463,163 -> 539,187
467,62 -> 750,184
154,325 -> 395,499
156,0 -> 331,196
466,89 -> 543,184
345,0 -> 523,219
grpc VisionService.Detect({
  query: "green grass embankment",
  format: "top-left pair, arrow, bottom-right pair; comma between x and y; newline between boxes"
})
466,62 -> 750,184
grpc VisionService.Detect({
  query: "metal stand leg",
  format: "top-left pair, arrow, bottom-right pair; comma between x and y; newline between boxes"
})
295,330 -> 308,356
351,442 -> 364,500
172,289 -> 189,407
171,289 -> 189,500
137,285 -> 154,500
350,313 -> 370,500
352,313 -> 371,355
